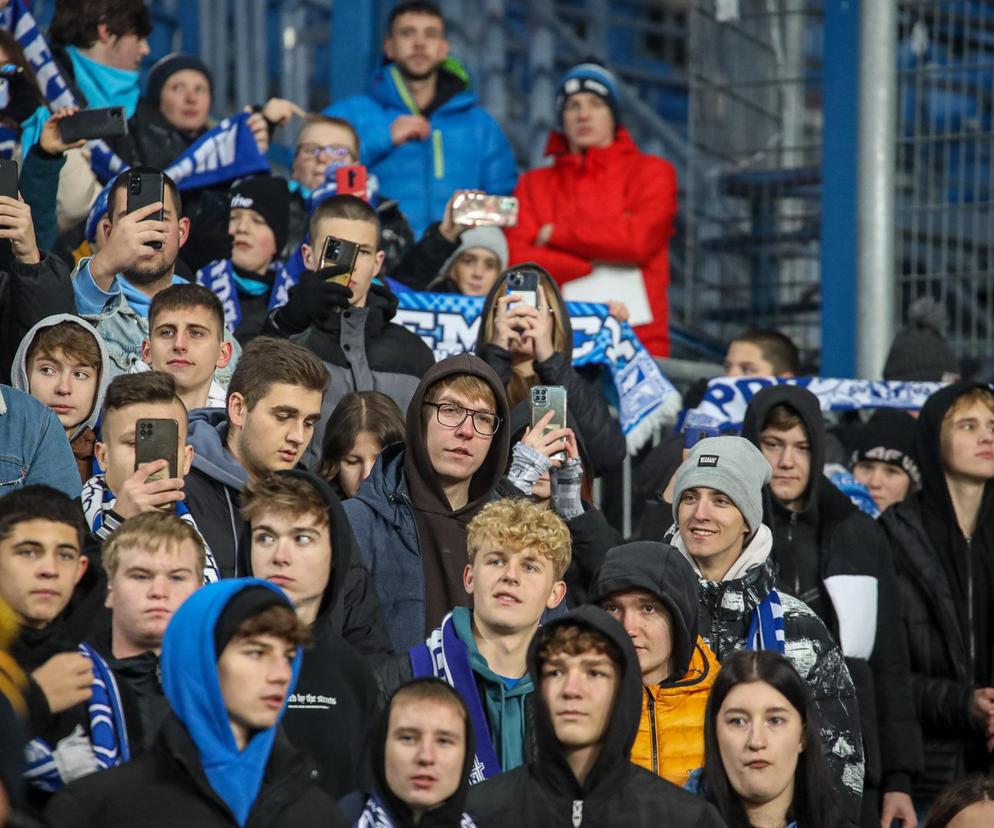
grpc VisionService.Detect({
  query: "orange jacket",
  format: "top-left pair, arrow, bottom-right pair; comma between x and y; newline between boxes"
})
630,636 -> 719,786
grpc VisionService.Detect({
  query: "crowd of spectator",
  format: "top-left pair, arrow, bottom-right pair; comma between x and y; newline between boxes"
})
0,1 -> 992,827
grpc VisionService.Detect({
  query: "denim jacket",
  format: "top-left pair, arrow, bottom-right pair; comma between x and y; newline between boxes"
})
0,385 -> 81,498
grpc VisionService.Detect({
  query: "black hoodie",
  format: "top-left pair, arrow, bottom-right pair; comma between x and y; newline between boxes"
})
236,470 -> 386,797
339,677 -> 477,828
465,606 -> 725,827
880,381 -> 994,794
343,354 -> 511,648
742,385 -> 922,797
475,264 -> 627,475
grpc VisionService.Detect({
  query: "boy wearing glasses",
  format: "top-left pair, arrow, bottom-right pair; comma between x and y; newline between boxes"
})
343,354 -> 511,651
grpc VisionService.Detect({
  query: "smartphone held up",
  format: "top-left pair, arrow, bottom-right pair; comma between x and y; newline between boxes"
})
452,192 -> 519,228
531,385 -> 568,461
319,234 -> 360,286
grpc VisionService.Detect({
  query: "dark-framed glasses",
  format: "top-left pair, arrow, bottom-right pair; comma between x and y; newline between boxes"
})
423,401 -> 501,436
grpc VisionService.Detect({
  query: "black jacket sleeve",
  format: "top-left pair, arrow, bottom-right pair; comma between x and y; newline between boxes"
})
337,559 -> 395,660
565,504 -> 623,604
390,222 -> 459,290
534,352 -> 627,473
0,252 -> 74,383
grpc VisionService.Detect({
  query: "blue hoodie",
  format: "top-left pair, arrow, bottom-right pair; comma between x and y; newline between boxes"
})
160,579 -> 302,827
325,62 -> 517,237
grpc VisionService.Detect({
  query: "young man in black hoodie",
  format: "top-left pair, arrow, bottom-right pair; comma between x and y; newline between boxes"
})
742,385 -> 921,827
263,193 -> 436,467
879,382 -> 994,809
342,353 -> 510,652
339,678 -> 480,827
239,470 -> 386,797
465,606 -> 725,826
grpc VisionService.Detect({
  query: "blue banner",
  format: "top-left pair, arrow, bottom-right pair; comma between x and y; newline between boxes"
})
389,286 -> 680,451
683,376 -> 946,433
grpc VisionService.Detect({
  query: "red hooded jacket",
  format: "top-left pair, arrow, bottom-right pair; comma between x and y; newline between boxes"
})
505,128 -> 677,355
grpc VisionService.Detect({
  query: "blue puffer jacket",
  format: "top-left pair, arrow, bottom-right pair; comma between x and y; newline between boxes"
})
325,63 -> 518,237
342,443 -> 424,652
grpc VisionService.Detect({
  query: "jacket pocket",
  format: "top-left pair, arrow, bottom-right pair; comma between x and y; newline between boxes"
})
0,457 -> 28,491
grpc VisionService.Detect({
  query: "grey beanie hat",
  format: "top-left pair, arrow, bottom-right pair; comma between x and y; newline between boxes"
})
672,436 -> 772,542
440,226 -> 510,279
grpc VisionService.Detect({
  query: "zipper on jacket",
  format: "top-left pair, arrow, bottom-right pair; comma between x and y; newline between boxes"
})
966,536 -> 976,670
788,511 -> 799,595
432,130 -> 444,179
223,487 -> 238,576
645,689 -> 659,775
571,799 -> 583,827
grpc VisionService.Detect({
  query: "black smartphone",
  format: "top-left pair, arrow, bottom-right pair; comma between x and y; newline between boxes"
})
319,235 -> 360,285
0,159 -> 18,200
530,385 -> 568,461
135,418 -> 179,485
126,170 -> 165,249
506,269 -> 539,308
58,107 -> 128,143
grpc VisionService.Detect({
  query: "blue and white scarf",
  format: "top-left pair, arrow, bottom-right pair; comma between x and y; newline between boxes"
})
2,1 -> 270,189
357,792 -> 477,828
409,612 -> 501,784
81,474 -> 221,584
386,284 -> 680,452
746,590 -> 786,654
682,376 -> 947,435
196,258 -> 296,331
24,642 -> 129,792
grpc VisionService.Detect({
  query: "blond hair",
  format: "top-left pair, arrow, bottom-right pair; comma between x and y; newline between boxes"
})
467,498 -> 572,580
944,387 -> 994,422
102,512 -> 206,582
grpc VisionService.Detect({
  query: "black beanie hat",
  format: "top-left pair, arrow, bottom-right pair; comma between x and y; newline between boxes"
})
849,409 -> 921,487
146,52 -> 213,109
229,175 -> 291,256
883,297 -> 960,381
213,585 -> 288,657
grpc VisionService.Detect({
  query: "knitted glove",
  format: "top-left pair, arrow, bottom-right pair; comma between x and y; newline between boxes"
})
553,457 -> 584,521
273,270 -> 353,333
506,442 -> 552,497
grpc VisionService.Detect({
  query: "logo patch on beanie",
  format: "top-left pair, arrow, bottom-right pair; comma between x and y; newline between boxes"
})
230,194 -> 255,209
698,454 -> 719,467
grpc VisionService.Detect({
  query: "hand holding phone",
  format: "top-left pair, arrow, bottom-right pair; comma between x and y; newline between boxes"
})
530,386 -> 568,462
113,418 -> 183,518
58,107 -> 128,143
451,192 -> 519,227
318,234 -> 360,285
126,170 -> 165,249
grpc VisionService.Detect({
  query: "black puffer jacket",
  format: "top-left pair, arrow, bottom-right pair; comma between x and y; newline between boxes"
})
465,606 -> 726,827
879,382 -> 994,796
671,525 -> 865,821
742,385 -> 922,798
42,716 -> 346,827
475,265 -> 627,476
273,282 -> 435,468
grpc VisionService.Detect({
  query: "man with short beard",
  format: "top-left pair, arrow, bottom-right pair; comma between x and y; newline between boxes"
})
71,166 -> 238,378
324,0 -> 516,236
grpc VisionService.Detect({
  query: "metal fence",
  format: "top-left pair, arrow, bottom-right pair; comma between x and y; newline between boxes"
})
686,0 -> 825,366
895,0 -> 994,369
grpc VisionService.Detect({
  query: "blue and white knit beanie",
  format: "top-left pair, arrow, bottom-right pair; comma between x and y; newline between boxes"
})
555,61 -> 622,126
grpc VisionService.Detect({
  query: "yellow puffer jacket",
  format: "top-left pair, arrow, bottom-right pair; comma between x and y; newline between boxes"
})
630,636 -> 719,786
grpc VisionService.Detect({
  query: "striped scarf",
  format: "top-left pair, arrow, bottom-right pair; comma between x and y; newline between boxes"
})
357,793 -> 477,828
23,643 -> 129,791
747,589 -> 786,653
81,474 -> 220,583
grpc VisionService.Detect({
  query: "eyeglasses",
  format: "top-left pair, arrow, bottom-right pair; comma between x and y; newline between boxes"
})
296,143 -> 354,161
423,401 -> 501,436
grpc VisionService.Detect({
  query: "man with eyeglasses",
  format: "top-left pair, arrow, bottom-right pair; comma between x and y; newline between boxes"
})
285,115 -> 414,273
343,354 -> 511,651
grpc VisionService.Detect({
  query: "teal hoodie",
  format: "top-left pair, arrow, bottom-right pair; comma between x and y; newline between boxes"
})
451,606 -> 533,771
